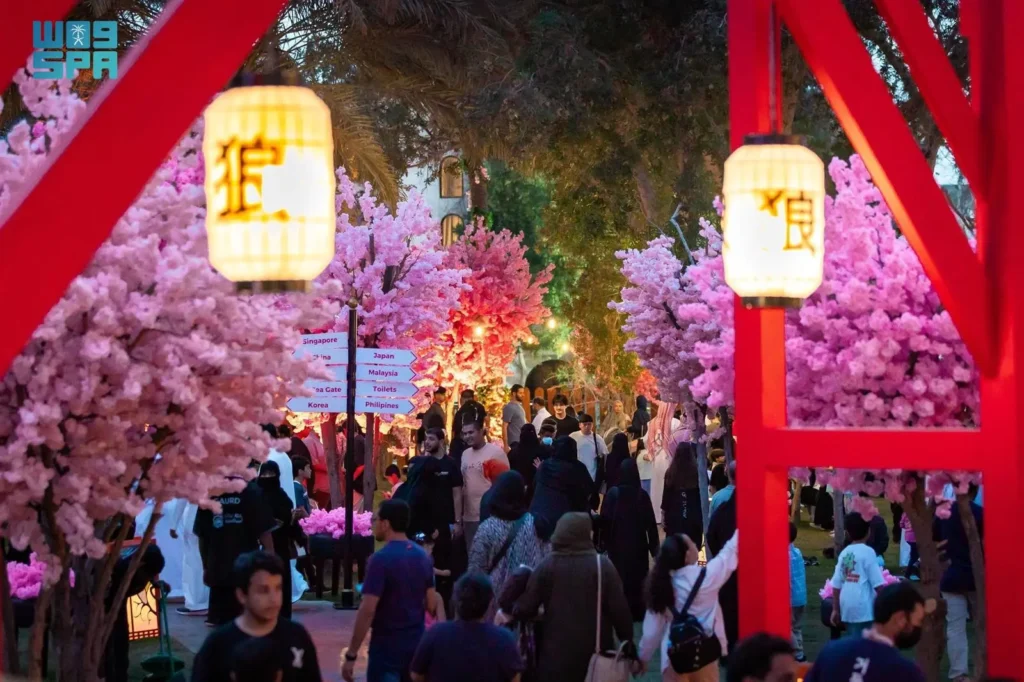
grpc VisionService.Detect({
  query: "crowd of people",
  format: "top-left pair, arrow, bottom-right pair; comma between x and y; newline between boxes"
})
122,388 -> 985,682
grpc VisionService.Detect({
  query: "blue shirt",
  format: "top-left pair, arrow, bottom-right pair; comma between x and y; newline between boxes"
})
789,544 -> 807,608
805,636 -> 926,682
411,620 -> 523,682
709,484 -> 734,518
362,540 -> 434,656
293,481 -> 311,514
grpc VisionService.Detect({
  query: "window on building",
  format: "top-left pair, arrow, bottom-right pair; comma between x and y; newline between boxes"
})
441,214 -> 463,246
439,156 -> 464,198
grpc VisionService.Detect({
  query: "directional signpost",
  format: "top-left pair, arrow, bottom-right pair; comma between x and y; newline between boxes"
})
288,329 -> 420,609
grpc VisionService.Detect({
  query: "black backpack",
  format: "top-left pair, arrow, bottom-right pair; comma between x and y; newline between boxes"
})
667,568 -> 722,673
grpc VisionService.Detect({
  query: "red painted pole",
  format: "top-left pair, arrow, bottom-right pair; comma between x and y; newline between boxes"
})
977,0 -> 1024,677
728,0 -> 791,639
0,0 -> 78,91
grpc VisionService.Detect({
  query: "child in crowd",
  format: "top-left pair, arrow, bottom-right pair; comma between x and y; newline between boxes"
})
414,532 -> 451,629
830,512 -> 888,638
900,512 -> 919,580
789,522 -> 807,662
384,463 -> 402,499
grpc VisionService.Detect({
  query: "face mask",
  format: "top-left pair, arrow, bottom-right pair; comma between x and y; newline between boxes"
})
542,437 -> 553,446
895,626 -> 922,650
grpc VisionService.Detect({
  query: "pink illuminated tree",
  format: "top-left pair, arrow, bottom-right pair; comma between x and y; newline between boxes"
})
303,172 -> 470,504
614,155 -> 982,676
434,219 -> 553,398
0,72 -> 336,681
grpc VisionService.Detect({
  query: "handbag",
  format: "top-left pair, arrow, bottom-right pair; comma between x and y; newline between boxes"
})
487,516 -> 526,574
667,568 -> 722,673
584,554 -> 631,682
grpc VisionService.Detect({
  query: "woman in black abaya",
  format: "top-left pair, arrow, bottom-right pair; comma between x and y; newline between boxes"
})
258,460 -> 298,618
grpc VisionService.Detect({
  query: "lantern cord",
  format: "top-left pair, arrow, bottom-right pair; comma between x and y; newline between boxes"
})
768,2 -> 779,134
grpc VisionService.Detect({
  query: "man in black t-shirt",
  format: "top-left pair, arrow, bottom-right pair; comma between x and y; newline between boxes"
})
192,551 -> 321,682
194,477 -> 276,626
550,394 -> 579,437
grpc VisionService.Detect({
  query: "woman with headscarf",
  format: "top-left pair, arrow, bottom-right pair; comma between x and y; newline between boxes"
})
469,471 -> 549,617
529,437 -> 594,541
662,441 -> 704,549
257,460 -> 298,618
603,433 -> 631,492
630,396 -> 653,493
514,512 -> 635,682
600,459 -> 659,621
508,424 -> 546,500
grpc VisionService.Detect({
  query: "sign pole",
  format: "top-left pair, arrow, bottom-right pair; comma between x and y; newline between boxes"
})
341,301 -> 358,610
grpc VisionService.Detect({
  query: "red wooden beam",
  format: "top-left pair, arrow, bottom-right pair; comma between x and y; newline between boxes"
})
776,0 -> 995,376
874,0 -> 980,190
730,0 -> 791,641
0,0 -> 289,376
762,427 -> 984,471
0,0 -> 78,91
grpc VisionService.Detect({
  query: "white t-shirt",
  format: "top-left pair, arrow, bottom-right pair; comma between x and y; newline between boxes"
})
531,407 -> 551,429
831,542 -> 886,623
570,430 -> 608,481
460,443 -> 509,522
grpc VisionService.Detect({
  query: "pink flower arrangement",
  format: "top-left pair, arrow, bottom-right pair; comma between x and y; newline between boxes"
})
299,509 -> 374,538
7,554 -> 74,600
818,568 -> 900,601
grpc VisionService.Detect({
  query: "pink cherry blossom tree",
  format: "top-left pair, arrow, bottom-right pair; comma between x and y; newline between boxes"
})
0,72 -> 336,681
433,219 -> 553,433
614,156 -> 982,678
307,172 -> 470,504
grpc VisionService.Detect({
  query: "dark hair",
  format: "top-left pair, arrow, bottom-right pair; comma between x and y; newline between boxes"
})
260,423 -> 280,438
578,413 -> 594,424
645,535 -> 687,613
552,394 -> 568,406
461,389 -> 475,400
378,499 -> 410,533
511,384 -> 523,394
435,387 -> 447,395
230,634 -> 283,682
461,420 -> 482,433
425,427 -> 446,442
727,459 -> 737,483
385,464 -> 401,478
710,462 -> 729,491
873,582 -> 925,624
666,442 -> 699,489
454,572 -> 495,621
845,512 -> 870,541
291,456 -> 311,475
789,521 -> 798,544
538,422 -> 556,436
234,551 -> 285,592
532,397 -> 546,407
726,633 -> 794,681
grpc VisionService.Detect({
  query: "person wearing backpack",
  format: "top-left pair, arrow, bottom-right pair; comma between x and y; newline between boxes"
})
638,530 -> 740,681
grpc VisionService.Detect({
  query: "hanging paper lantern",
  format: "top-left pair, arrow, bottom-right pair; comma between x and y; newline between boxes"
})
203,84 -> 335,292
722,134 -> 825,308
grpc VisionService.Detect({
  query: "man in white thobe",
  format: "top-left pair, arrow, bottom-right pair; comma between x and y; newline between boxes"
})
165,498 -> 209,615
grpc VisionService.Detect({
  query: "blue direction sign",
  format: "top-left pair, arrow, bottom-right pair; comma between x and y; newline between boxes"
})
305,380 -> 418,399
327,365 -> 417,382
355,397 -> 414,415
287,396 -> 347,412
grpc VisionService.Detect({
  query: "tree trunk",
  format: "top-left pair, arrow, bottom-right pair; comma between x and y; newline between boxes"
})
904,483 -> 947,681
323,418 -> 343,509
832,491 -> 846,558
470,168 -> 488,214
957,494 -> 986,679
0,548 -> 21,675
28,586 -> 52,681
790,481 -> 802,523
693,405 -> 712,537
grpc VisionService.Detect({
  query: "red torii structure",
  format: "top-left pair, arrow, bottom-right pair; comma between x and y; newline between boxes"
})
730,0 -> 1023,678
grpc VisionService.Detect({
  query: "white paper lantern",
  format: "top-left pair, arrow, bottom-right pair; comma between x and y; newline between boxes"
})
722,135 -> 825,308
203,84 -> 335,292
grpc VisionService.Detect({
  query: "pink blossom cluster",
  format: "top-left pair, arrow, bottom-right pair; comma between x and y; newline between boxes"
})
311,170 -> 470,420
434,218 -> 553,390
7,553 -> 74,600
0,73 -> 336,575
818,568 -> 900,601
299,508 -> 373,538
614,156 -> 980,501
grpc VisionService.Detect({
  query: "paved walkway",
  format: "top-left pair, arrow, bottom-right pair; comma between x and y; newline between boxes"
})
166,600 -> 368,682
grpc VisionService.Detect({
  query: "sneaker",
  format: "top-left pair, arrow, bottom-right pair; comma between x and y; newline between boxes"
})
176,606 -> 208,616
